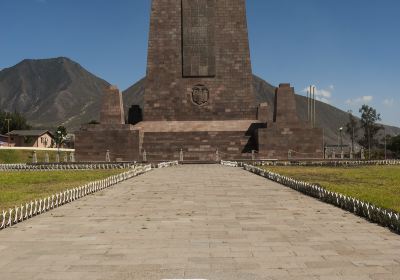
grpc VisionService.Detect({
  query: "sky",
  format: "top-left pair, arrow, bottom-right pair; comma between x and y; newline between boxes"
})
0,0 -> 399,127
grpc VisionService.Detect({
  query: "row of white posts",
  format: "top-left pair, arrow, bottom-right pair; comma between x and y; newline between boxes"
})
32,151 -> 75,164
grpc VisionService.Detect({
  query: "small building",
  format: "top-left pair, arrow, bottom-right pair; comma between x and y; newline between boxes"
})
7,130 -> 54,148
0,134 -> 14,147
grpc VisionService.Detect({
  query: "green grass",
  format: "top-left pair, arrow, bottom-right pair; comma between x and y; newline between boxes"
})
0,170 -> 125,211
262,165 -> 400,212
0,150 -> 69,164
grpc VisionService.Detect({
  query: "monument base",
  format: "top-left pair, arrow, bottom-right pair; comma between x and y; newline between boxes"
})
75,124 -> 140,162
257,125 -> 323,159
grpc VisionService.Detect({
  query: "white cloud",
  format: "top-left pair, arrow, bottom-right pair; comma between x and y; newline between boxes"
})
382,98 -> 394,107
345,95 -> 373,105
302,85 -> 333,104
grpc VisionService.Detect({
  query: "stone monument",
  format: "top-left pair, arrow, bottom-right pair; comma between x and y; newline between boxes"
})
75,0 -> 323,162
135,0 -> 263,161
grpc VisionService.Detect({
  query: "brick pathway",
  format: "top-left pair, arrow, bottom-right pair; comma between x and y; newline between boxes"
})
0,165 -> 399,280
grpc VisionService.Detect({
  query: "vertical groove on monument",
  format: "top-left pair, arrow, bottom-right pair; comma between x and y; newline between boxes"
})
144,0 -> 257,121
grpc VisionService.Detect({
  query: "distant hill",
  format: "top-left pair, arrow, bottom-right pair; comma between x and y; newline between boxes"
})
1,57 -> 399,144
0,57 -> 109,129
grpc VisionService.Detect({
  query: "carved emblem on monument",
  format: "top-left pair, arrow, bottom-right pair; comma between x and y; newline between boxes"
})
191,84 -> 209,106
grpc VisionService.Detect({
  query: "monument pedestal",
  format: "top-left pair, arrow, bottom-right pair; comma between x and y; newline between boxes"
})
134,120 -> 264,161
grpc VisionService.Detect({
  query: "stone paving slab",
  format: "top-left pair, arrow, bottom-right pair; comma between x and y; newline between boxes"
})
0,165 -> 399,280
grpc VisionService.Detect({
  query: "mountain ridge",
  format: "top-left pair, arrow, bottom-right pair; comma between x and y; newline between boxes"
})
0,57 -> 110,129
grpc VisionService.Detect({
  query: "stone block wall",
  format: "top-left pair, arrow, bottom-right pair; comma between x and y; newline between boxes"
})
142,131 -> 254,161
257,125 -> 323,159
274,84 -> 300,124
75,124 -> 140,162
100,86 -> 125,125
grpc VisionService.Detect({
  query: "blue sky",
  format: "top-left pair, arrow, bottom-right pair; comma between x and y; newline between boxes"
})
1,0 -> 399,126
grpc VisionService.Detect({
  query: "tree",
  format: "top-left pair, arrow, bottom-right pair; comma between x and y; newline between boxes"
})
387,135 -> 400,158
358,105 -> 383,158
345,110 -> 359,152
0,110 -> 31,134
54,126 -> 67,148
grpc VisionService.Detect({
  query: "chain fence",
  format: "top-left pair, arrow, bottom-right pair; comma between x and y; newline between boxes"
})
0,163 -> 136,171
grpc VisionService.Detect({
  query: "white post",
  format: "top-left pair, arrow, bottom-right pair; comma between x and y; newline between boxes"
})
105,150 -> 111,162
32,151 -> 38,164
180,149 -> 184,162
143,150 -> 147,162
70,152 -> 75,162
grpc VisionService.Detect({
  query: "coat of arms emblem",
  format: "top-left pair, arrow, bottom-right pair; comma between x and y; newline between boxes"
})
191,84 -> 209,106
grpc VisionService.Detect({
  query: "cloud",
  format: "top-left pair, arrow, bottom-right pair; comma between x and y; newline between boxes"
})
302,85 -> 333,104
345,95 -> 373,105
382,98 -> 394,107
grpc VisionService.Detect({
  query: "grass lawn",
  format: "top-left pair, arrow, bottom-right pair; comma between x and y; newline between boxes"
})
0,170 -> 125,211
0,149 -> 69,164
262,165 -> 400,212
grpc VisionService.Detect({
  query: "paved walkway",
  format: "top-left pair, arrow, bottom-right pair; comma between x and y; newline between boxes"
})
0,165 -> 400,280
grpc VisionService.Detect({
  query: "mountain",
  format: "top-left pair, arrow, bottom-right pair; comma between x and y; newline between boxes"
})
0,57 -> 109,129
1,57 -> 399,145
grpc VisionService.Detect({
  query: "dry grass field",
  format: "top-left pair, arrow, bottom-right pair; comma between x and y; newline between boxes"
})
0,170 -> 125,211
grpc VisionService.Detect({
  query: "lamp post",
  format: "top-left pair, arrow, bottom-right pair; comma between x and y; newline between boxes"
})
384,128 -> 387,160
351,126 -> 355,154
339,127 -> 343,153
5,117 -> 11,147
56,130 -> 62,162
